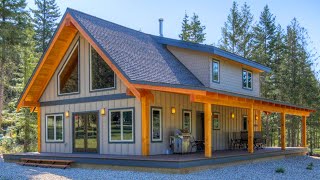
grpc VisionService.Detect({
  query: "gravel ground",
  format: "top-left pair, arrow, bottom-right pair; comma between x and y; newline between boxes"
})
1,155 -> 320,180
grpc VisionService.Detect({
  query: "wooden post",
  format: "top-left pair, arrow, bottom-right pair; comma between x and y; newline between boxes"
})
204,103 -> 212,158
257,110 -> 262,131
248,105 -> 254,153
141,96 -> 150,156
281,112 -> 286,150
302,116 -> 307,147
37,106 -> 41,152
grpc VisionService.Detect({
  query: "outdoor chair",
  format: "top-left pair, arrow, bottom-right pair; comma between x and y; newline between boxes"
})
190,136 -> 204,152
230,132 -> 242,149
254,132 -> 266,149
240,131 -> 248,149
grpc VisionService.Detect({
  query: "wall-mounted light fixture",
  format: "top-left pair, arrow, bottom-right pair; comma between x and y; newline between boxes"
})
255,115 -> 258,120
231,113 -> 235,119
101,108 -> 106,115
171,107 -> 176,114
65,111 -> 69,118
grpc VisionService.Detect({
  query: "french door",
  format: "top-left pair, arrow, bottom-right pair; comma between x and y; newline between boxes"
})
73,112 -> 99,153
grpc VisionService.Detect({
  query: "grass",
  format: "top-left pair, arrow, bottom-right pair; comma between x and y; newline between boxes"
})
275,167 -> 285,173
306,163 -> 314,170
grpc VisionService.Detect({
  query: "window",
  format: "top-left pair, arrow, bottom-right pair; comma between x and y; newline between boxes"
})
212,113 -> 220,130
182,110 -> 192,133
90,46 -> 115,91
243,116 -> 248,131
58,42 -> 79,95
212,60 -> 220,82
151,108 -> 162,142
109,109 -> 134,142
46,114 -> 64,142
242,69 -> 252,89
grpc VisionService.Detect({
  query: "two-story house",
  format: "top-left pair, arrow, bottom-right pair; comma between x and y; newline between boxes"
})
16,8 -> 313,160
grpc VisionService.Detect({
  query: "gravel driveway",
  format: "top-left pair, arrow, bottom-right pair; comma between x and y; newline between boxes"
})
1,155 -> 320,180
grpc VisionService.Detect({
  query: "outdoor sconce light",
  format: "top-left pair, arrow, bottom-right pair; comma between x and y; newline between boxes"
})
231,113 -> 235,119
101,108 -> 106,115
65,111 -> 69,118
255,115 -> 258,120
171,107 -> 176,114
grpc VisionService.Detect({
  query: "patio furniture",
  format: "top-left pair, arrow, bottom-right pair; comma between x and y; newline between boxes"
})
240,131 -> 248,149
190,136 -> 204,152
254,131 -> 266,149
230,132 -> 242,149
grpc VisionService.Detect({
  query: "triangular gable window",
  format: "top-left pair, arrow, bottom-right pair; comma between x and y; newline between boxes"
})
90,46 -> 115,91
58,42 -> 80,95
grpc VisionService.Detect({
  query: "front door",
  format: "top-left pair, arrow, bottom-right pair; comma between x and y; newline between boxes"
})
73,112 -> 99,153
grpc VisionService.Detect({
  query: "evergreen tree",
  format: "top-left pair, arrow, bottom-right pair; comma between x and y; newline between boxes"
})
179,12 -> 206,43
239,2 -> 254,58
31,0 -> 60,53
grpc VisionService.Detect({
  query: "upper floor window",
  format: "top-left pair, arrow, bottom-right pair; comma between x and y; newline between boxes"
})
242,69 -> 252,89
58,42 -> 79,95
90,46 -> 115,91
212,60 -> 220,83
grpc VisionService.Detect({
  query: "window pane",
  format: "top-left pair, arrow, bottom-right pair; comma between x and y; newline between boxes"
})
55,116 -> 63,141
110,112 -> 121,141
212,113 -> 220,129
47,116 -> 55,140
123,111 -> 133,141
212,61 -> 219,82
243,117 -> 248,131
182,111 -> 191,133
248,72 -> 252,89
243,70 -> 247,88
91,47 -> 115,90
59,45 -> 79,94
152,109 -> 161,141
87,113 -> 98,149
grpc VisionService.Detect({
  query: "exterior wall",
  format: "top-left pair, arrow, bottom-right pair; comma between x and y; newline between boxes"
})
39,34 -> 142,155
167,46 -> 260,97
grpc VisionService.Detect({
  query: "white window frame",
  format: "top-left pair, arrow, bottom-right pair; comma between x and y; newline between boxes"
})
212,59 -> 220,83
109,109 -> 134,142
151,108 -> 162,142
57,41 -> 80,95
242,69 -> 253,90
46,114 -> 64,142
89,45 -> 116,91
182,110 -> 192,133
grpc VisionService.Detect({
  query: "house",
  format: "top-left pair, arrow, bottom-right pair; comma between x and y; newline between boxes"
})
16,8 -> 314,159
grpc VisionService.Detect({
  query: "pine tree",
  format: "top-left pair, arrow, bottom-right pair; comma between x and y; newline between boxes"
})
31,0 -> 60,53
179,12 -> 206,43
239,2 -> 254,58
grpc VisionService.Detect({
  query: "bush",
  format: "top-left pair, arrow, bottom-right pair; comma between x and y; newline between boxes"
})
306,163 -> 313,170
275,167 -> 285,173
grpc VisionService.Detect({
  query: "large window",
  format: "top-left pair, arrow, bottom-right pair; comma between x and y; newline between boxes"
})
151,108 -> 162,142
58,42 -> 79,95
242,69 -> 252,89
46,114 -> 64,142
212,60 -> 220,83
182,110 -> 192,133
90,46 -> 115,91
109,109 -> 134,142
212,113 -> 220,130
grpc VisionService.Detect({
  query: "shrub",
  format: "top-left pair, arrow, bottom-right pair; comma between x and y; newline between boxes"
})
306,163 -> 314,170
275,167 -> 285,173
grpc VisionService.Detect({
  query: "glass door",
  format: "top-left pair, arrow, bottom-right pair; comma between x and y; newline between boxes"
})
73,112 -> 98,153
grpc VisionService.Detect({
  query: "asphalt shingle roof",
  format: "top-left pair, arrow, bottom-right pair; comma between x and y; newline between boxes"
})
68,8 -> 204,87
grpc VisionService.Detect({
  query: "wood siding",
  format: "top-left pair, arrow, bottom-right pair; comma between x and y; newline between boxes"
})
167,46 -> 260,97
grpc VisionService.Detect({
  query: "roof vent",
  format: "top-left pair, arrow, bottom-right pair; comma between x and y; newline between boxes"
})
159,18 -> 164,37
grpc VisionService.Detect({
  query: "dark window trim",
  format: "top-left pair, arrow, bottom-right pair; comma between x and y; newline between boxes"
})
45,113 -> 65,143
212,112 -> 220,130
108,107 -> 135,144
89,45 -> 116,92
212,59 -> 220,83
182,109 -> 192,133
57,39 -> 81,96
71,111 -> 100,154
150,106 -> 163,143
242,69 -> 253,91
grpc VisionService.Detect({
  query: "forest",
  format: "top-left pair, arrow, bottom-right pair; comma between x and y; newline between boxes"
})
0,1 -> 319,153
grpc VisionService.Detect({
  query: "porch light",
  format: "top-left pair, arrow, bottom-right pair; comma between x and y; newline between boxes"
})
65,111 -> 69,118
255,115 -> 258,120
101,108 -> 106,115
231,113 -> 235,119
171,107 -> 176,114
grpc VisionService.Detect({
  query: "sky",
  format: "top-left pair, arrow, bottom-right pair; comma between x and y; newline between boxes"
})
26,0 -> 320,68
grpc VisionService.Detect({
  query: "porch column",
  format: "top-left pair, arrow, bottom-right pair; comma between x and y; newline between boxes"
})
141,96 -> 150,156
204,103 -> 212,158
256,110 -> 262,131
37,106 -> 41,152
302,116 -> 307,147
248,105 -> 254,153
281,112 -> 286,150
